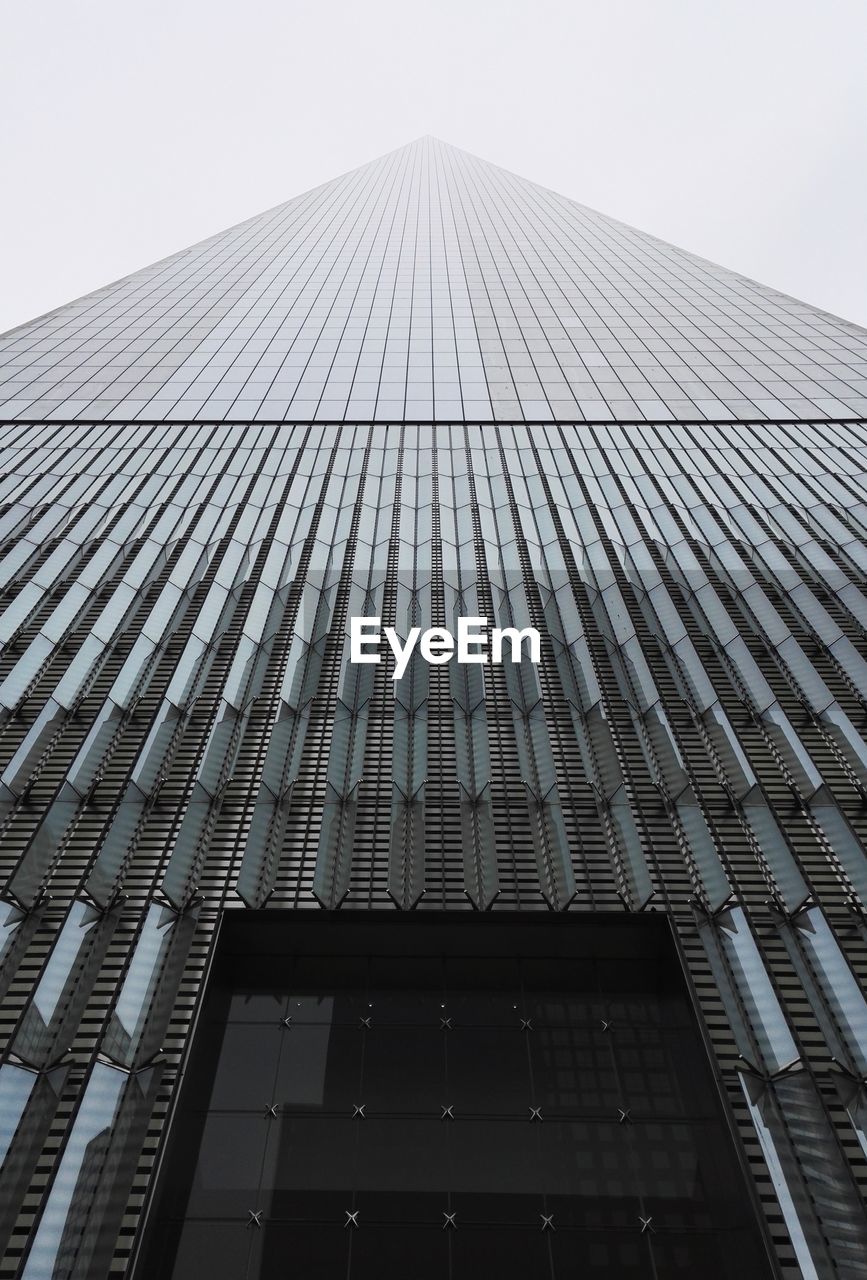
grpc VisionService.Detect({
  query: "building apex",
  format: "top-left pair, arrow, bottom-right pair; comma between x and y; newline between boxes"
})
1,134 -> 864,424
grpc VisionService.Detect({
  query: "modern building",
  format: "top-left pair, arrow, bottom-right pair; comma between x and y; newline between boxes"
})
0,137 -> 866,1279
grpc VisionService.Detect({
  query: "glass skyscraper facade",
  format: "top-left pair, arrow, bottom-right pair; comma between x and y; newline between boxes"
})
0,138 -> 866,1279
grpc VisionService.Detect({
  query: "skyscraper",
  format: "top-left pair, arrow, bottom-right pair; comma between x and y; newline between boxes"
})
0,136 -> 866,1279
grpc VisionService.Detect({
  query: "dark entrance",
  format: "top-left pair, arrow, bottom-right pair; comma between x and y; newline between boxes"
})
134,912 -> 773,1279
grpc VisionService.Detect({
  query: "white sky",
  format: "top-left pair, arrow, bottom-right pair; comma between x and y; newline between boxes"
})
2,0 -> 866,336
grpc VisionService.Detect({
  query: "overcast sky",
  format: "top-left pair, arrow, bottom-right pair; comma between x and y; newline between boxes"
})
2,0 -> 866,336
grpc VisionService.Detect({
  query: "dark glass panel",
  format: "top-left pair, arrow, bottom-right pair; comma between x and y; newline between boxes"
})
613,1028 -> 715,1119
451,1227 -> 552,1280
444,956 -> 522,1025
209,1024 -> 283,1110
550,1231 -> 652,1278
349,1224 -> 448,1279
520,957 -> 602,1025
530,1028 -> 618,1114
627,1121 -> 711,1206
356,1118 -> 449,1198
447,1029 -> 531,1112
450,1189 -> 541,1227
539,1121 -> 638,1210
228,990 -> 288,1022
253,1223 -> 349,1280
156,1221 -> 252,1280
649,1230 -> 772,1279
267,1117 -> 357,1220
361,1028 -> 445,1111
289,956 -> 368,1022
277,1026 -> 361,1111
181,1113 -> 269,1217
447,1119 -> 540,1194
367,955 -> 444,1023
638,1121 -> 755,1228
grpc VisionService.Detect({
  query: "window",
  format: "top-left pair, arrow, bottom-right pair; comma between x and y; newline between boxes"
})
135,913 -> 770,1279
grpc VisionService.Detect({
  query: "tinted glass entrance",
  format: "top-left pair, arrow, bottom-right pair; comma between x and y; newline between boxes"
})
136,913 -> 772,1279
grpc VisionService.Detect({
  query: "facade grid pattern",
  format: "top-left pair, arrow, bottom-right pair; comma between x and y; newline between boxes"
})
1,138 -> 867,1280
1,139 -> 867,425
0,418 -> 866,1276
